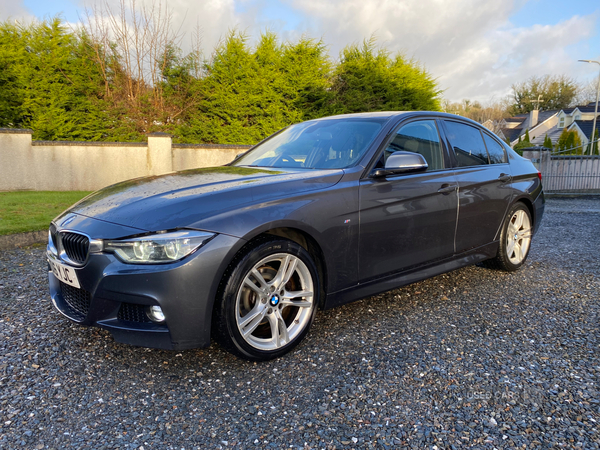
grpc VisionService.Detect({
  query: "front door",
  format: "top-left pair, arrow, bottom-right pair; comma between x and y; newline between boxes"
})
358,119 -> 458,282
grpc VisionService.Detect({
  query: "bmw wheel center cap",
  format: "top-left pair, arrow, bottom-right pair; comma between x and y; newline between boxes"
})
270,294 -> 280,306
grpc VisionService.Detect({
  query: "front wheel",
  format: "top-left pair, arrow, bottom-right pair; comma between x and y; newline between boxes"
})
484,203 -> 533,272
214,238 -> 319,361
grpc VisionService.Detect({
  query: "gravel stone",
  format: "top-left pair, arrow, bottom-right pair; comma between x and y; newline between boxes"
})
0,196 -> 599,449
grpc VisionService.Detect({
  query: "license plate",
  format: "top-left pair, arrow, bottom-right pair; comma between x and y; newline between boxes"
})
49,259 -> 81,289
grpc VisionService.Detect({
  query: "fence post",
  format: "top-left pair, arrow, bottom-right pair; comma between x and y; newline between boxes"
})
544,148 -> 556,191
147,132 -> 173,175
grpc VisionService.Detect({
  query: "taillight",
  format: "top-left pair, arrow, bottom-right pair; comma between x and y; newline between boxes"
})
537,171 -> 542,181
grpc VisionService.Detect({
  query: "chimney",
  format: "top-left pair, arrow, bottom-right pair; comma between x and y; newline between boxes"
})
528,94 -> 543,128
530,109 -> 539,129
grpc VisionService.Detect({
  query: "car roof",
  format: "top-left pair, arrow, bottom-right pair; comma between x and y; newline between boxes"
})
320,111 -> 409,120
314,111 -> 485,128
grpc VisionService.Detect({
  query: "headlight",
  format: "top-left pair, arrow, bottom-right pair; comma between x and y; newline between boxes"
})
104,230 -> 215,264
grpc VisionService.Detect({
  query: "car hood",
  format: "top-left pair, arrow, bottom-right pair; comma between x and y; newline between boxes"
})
64,166 -> 344,233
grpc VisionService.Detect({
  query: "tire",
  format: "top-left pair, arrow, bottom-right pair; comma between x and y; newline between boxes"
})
214,238 -> 319,361
484,202 -> 533,272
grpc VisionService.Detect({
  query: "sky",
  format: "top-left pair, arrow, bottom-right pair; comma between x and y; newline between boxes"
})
2,0 -> 599,104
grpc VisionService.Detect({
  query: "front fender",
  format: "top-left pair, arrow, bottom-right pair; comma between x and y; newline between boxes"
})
192,181 -> 361,294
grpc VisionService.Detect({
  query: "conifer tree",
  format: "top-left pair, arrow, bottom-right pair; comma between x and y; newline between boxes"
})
0,23 -> 25,127
328,38 -> 441,114
556,128 -> 582,154
1,19 -> 108,140
543,134 -> 552,149
0,17 -> 443,144
178,31 -> 331,144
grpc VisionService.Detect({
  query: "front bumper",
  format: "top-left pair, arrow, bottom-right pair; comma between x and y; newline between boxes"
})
48,233 -> 243,350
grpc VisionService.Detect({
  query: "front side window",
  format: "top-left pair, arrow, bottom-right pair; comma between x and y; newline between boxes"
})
444,121 -> 489,167
483,133 -> 507,164
233,118 -> 386,169
379,120 -> 444,171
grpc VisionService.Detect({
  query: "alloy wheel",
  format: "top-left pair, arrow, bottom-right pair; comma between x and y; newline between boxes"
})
506,209 -> 532,265
235,253 -> 314,351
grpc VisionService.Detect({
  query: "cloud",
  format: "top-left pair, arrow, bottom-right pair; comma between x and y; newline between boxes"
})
0,0 -> 34,22
286,0 -> 598,103
441,15 -> 597,102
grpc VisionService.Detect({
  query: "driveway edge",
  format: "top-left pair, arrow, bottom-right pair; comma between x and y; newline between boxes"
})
0,230 -> 46,251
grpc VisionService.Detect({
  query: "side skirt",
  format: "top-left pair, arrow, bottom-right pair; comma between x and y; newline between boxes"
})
323,242 -> 498,310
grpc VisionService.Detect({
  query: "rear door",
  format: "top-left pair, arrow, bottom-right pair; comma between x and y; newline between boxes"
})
358,119 -> 458,281
440,120 -> 513,253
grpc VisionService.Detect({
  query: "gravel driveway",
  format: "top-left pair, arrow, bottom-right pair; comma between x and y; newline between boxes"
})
1,197 -> 599,449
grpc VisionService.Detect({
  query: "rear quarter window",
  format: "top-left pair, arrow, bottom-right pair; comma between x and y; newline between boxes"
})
483,133 -> 508,164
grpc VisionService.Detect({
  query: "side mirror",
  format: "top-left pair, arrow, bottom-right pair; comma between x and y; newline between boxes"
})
372,151 -> 428,178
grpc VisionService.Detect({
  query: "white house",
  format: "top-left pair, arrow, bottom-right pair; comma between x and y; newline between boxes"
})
556,104 -> 597,130
503,109 -> 559,147
552,103 -> 599,150
505,102 -> 599,148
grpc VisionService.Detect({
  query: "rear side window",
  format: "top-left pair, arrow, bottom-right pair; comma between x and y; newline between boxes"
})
483,133 -> 507,164
444,121 -> 489,166
382,120 -> 444,171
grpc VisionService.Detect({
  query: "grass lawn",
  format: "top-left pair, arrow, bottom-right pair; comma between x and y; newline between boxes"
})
0,191 -> 91,236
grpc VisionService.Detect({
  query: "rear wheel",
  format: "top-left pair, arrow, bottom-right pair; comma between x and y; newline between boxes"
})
214,238 -> 319,361
485,203 -> 533,271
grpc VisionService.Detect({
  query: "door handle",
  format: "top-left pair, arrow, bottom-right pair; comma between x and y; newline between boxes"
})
498,173 -> 511,183
437,184 -> 457,194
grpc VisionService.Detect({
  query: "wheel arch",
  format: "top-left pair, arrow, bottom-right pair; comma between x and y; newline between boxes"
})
484,196 -> 535,272
512,196 -> 535,227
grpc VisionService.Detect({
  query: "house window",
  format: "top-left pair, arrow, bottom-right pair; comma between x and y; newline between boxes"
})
575,114 -> 581,121
559,118 -> 565,128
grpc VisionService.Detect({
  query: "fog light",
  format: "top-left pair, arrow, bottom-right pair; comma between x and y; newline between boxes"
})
146,305 -> 166,323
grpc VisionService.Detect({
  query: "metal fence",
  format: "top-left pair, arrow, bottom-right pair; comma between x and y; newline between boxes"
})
531,140 -> 600,194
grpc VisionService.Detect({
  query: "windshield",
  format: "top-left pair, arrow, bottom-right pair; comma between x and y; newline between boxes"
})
233,117 -> 387,169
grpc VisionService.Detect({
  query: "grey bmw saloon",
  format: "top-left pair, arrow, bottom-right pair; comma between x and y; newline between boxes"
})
47,111 -> 544,360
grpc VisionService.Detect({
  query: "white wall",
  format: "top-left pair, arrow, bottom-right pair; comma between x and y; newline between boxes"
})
0,129 -> 250,191
172,144 -> 248,172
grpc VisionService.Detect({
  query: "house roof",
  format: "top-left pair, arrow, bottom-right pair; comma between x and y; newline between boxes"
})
516,110 -> 559,133
506,110 -> 559,144
501,127 -> 523,142
536,110 -> 558,123
572,117 -> 600,139
505,116 -> 527,122
573,105 -> 599,114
